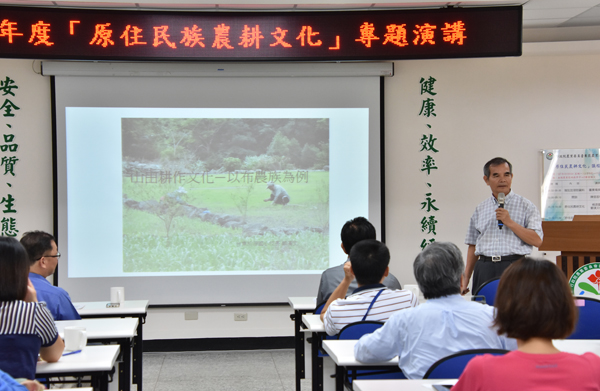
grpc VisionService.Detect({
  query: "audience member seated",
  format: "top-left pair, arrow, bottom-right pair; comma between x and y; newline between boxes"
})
0,369 -> 44,391
354,241 -> 516,379
0,237 -> 64,380
21,231 -> 81,320
316,217 -> 402,306
453,257 -> 600,391
320,239 -> 417,336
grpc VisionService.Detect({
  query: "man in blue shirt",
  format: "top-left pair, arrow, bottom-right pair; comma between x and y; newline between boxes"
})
21,231 -> 81,321
0,368 -> 45,391
354,241 -> 516,379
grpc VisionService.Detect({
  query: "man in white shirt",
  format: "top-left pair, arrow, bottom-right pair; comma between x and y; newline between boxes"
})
320,239 -> 418,336
463,157 -> 543,294
354,241 -> 516,379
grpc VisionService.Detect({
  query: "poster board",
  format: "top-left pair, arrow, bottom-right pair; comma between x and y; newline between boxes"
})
541,149 -> 600,221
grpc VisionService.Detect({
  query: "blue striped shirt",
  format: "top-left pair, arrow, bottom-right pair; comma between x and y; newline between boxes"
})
0,301 -> 58,379
465,192 -> 543,256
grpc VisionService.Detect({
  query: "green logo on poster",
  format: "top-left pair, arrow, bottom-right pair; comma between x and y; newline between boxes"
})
569,263 -> 600,297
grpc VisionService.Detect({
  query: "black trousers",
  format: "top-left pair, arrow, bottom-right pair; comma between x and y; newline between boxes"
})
472,255 -> 524,294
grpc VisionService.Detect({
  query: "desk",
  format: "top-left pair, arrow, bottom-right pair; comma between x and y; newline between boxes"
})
351,342 -> 600,390
325,339 -> 600,391
288,296 -> 316,391
322,339 -> 399,391
74,300 -> 149,391
57,318 -> 138,391
354,379 -> 457,391
302,313 -> 325,332
554,339 -> 600,355
302,314 -> 326,391
36,345 -> 120,391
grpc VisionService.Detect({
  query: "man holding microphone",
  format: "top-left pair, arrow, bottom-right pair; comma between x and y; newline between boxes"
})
462,157 -> 543,294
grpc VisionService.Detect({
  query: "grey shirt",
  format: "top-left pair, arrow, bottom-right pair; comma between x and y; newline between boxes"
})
316,259 -> 402,306
268,184 -> 289,205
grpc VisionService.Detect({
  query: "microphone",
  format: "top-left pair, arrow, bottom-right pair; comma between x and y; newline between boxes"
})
497,192 -> 505,230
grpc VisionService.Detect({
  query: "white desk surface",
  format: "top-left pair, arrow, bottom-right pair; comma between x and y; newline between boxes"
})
554,339 -> 600,355
322,340 -> 398,367
324,338 -> 600,367
302,314 -> 325,333
74,300 -> 149,316
288,297 -> 316,311
36,345 -> 120,375
56,318 -> 139,340
354,379 -> 457,391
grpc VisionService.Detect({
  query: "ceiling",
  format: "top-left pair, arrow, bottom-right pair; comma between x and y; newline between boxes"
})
1,0 -> 599,42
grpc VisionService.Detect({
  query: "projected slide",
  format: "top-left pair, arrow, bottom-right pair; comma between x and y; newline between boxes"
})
121,117 -> 329,273
65,107 -> 369,278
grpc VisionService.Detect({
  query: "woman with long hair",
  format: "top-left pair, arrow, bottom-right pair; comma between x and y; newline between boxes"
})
0,237 -> 64,380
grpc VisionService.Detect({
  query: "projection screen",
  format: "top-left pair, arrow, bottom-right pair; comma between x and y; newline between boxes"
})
49,62 -> 388,305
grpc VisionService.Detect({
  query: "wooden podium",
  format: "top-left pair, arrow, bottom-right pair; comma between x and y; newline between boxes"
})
540,215 -> 600,279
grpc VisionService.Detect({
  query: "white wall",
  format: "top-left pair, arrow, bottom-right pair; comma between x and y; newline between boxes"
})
0,59 -> 53,234
384,42 -> 600,287
5,41 -> 600,339
145,305 -> 293,340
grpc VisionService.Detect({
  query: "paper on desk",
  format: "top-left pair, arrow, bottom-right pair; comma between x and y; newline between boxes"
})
74,304 -> 85,310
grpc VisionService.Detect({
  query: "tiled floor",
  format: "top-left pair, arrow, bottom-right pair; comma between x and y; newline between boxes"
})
143,349 -> 311,391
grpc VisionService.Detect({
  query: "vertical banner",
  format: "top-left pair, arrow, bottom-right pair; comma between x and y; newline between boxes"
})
541,148 -> 600,221
418,76 -> 440,249
0,76 -> 20,236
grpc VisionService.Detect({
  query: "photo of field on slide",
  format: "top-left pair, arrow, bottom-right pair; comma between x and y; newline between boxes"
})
121,117 -> 330,273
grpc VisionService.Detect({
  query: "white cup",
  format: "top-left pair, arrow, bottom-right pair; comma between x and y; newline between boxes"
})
64,326 -> 87,351
110,287 -> 125,304
404,284 -> 420,299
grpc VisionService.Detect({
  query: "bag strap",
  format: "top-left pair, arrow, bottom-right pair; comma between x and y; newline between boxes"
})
362,289 -> 385,321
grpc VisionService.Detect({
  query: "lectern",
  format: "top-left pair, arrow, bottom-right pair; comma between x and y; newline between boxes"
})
540,215 -> 600,279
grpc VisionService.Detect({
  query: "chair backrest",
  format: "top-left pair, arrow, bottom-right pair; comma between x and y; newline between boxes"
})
568,296 -> 600,339
337,321 -> 384,340
337,321 -> 405,383
423,349 -> 509,379
472,278 -> 500,306
314,302 -> 326,315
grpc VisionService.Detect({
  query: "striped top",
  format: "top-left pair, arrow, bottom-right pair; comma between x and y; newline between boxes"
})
0,300 -> 59,379
465,191 -> 543,257
323,286 -> 418,336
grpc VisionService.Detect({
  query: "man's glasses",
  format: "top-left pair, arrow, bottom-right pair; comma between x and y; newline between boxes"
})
41,252 -> 61,259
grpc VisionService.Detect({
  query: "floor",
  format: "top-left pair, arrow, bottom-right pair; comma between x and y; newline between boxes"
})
143,349 -> 311,391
